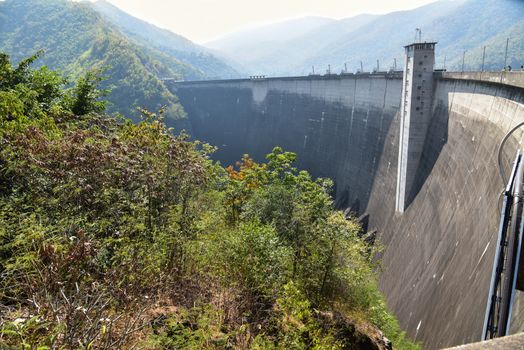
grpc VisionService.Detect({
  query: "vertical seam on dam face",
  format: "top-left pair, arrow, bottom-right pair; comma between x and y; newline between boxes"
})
169,73 -> 524,349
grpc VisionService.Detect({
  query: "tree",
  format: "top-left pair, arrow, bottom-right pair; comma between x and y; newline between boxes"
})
68,69 -> 109,115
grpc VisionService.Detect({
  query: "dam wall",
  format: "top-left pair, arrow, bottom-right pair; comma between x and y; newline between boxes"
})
172,74 -> 403,211
170,74 -> 524,349
367,77 -> 524,348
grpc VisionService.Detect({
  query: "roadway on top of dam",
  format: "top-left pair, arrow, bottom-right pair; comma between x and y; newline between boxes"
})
170,70 -> 524,90
167,70 -> 404,85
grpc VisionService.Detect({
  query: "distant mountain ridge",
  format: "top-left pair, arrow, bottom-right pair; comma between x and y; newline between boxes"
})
206,16 -> 334,52
206,0 -> 524,75
205,16 -> 335,74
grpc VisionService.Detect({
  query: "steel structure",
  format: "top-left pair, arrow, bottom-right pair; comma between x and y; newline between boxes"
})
482,151 -> 524,340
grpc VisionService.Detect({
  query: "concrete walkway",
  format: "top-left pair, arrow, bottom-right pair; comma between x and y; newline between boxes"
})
439,71 -> 524,89
444,333 -> 524,349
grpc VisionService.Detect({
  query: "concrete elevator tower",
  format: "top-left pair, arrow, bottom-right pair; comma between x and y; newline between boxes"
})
396,42 -> 436,212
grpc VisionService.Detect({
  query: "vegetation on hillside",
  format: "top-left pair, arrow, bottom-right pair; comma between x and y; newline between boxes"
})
447,20 -> 524,71
0,0 -> 207,122
92,0 -> 240,79
0,54 -> 418,349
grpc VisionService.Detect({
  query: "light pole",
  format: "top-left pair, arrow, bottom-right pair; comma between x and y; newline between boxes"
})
415,28 -> 421,43
481,46 -> 486,72
504,37 -> 509,69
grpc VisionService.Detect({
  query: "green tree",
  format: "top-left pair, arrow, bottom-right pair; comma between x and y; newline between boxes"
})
67,69 -> 108,115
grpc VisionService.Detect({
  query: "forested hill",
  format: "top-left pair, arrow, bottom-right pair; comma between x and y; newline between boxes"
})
92,0 -> 240,79
0,0 -> 235,122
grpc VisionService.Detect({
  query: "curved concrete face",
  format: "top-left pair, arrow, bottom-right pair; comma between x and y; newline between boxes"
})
367,79 -> 524,349
173,75 -> 402,211
171,76 -> 524,349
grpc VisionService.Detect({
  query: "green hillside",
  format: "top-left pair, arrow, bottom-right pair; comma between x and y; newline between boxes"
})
446,20 -> 524,71
92,0 -> 240,79
310,0 -> 524,73
0,0 -> 203,121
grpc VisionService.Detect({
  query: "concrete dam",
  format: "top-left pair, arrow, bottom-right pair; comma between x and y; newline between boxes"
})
168,52 -> 524,348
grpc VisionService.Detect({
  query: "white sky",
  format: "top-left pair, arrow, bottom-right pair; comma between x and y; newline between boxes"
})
101,0 -> 439,44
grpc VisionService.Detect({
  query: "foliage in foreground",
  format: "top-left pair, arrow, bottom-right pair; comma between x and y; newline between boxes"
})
0,53 -> 419,349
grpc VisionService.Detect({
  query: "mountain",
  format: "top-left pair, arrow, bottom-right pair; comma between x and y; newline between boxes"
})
205,0 -> 524,75
207,16 -> 334,51
92,0 -> 240,79
0,0 -> 241,122
447,20 -> 524,72
307,0 -> 524,74
0,0 -> 197,121
263,14 -> 379,74
211,14 -> 379,76
205,16 -> 335,72
422,0 -> 524,71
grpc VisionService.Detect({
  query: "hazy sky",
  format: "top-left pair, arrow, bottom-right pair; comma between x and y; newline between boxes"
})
101,0 -> 439,43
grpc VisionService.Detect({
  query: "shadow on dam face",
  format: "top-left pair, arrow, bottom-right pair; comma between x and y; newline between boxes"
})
406,92 -> 450,209
367,78 -> 524,349
171,76 -> 524,349
173,79 -> 401,215
173,80 -> 449,213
